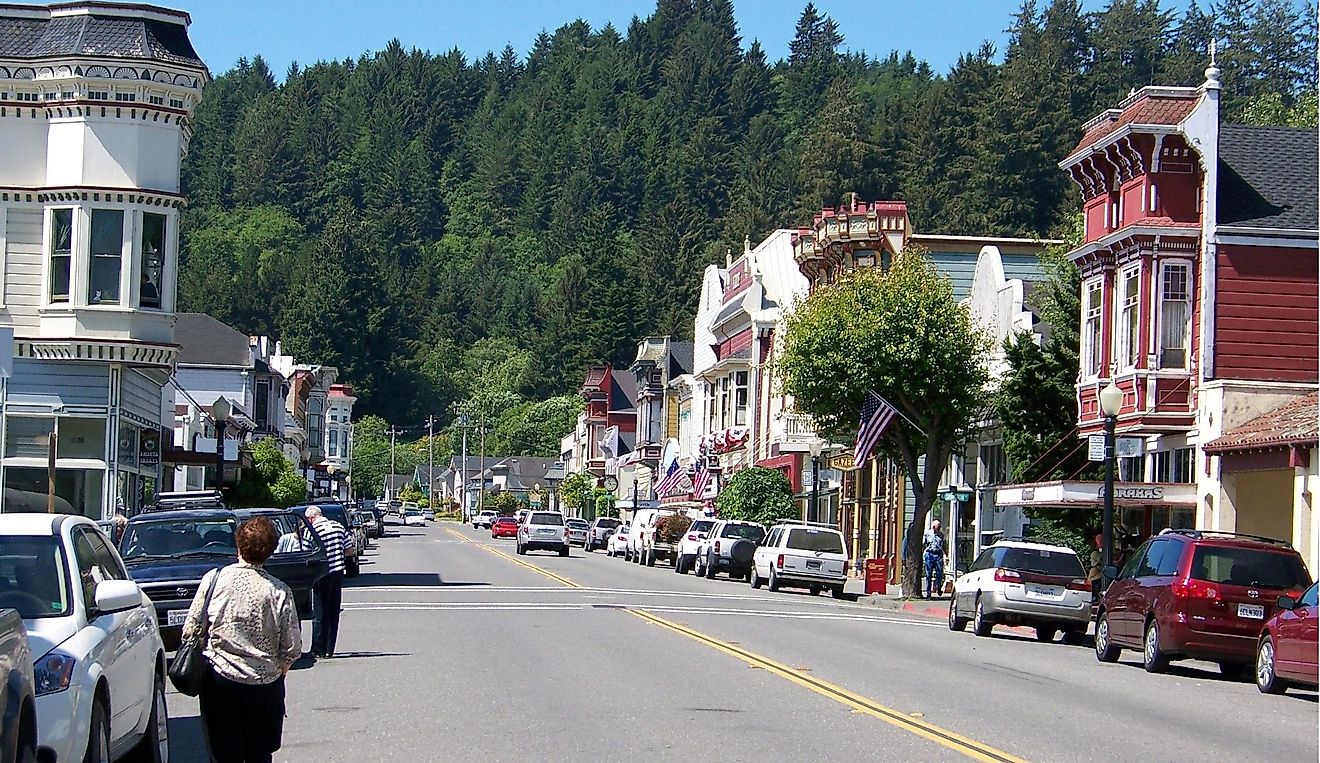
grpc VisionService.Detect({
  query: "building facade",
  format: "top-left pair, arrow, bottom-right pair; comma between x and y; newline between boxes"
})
0,2 -> 206,516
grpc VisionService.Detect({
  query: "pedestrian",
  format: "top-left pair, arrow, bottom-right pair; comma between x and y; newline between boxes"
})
306,505 -> 350,658
181,516 -> 300,763
923,520 -> 946,599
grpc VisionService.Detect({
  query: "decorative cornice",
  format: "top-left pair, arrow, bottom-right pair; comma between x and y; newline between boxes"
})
16,337 -> 177,368
0,186 -> 186,208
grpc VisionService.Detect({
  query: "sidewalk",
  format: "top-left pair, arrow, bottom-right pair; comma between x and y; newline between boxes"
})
842,578 -> 951,620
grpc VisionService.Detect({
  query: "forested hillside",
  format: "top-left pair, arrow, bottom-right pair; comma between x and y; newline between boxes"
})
179,0 -> 1316,425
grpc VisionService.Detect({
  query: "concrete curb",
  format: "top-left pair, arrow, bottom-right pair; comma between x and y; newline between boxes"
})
852,594 -> 950,620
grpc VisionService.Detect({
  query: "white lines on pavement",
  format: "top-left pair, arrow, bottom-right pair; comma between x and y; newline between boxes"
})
342,584 -> 858,608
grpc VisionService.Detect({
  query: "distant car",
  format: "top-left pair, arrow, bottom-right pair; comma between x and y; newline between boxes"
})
1,514 -> 167,763
1257,581 -> 1318,694
1096,529 -> 1313,677
949,538 -> 1091,644
565,518 -> 590,547
0,608 -> 36,763
518,511 -> 569,556
404,510 -> 427,527
751,521 -> 850,598
585,517 -> 621,552
608,524 -> 631,557
491,516 -> 519,539
473,510 -> 498,529
359,509 -> 382,539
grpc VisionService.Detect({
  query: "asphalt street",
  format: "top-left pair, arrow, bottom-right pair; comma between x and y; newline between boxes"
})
164,518 -> 1319,762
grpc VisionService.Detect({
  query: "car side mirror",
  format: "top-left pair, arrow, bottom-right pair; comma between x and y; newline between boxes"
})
1103,565 -> 1119,580
94,580 -> 144,614
1277,595 -> 1297,610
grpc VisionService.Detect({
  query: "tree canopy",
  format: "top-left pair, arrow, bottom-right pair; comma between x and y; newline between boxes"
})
715,466 -> 797,526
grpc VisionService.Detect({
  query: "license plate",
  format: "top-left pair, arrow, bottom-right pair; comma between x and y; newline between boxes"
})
806,560 -> 822,570
1026,585 -> 1061,599
537,529 -> 554,535
1238,603 -> 1265,619
167,609 -> 189,627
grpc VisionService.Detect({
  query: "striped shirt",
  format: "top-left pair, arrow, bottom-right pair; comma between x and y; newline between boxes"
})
311,517 -> 350,574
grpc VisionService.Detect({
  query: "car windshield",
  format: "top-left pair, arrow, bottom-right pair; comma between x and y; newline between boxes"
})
721,524 -> 766,541
786,528 -> 845,554
0,537 -> 70,618
998,547 -> 1084,577
566,519 -> 589,528
121,518 -> 237,559
690,520 -> 715,534
1190,546 -> 1312,590
530,513 -> 564,526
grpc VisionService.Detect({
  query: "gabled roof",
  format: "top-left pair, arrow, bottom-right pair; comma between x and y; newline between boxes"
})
1203,392 -> 1319,454
174,313 -> 251,367
610,370 -> 637,411
1067,88 -> 1200,159
383,474 -> 412,491
668,341 -> 693,377
0,6 -> 204,68
492,457 -> 558,491
1218,124 -> 1319,231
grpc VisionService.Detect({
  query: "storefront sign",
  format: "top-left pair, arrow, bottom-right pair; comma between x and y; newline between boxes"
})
138,428 -> 160,467
118,423 -> 139,468
992,481 -> 1191,508
1100,485 -> 1164,500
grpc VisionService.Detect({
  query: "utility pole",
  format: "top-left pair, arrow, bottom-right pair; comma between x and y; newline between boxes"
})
478,419 -> 487,516
387,425 -> 402,499
425,415 -> 436,511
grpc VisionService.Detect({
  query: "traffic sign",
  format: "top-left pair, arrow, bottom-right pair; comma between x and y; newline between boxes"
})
1087,434 -> 1106,461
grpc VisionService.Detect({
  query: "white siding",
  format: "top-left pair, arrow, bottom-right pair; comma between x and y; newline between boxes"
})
8,360 -> 109,407
121,368 -> 165,427
4,206 -> 43,329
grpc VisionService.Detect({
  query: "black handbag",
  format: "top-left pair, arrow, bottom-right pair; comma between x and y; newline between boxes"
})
168,569 -> 221,696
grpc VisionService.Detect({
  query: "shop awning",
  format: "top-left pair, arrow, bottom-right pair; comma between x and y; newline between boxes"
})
992,480 -> 1195,508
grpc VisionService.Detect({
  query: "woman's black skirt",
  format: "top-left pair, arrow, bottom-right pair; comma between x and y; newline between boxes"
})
199,664 -> 286,761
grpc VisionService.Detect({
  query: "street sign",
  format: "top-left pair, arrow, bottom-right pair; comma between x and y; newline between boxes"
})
1087,434 -> 1106,461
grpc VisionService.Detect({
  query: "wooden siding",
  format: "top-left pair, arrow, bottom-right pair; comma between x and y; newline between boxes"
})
8,359 -> 109,407
718,328 -> 752,359
1214,244 -> 1319,383
4,206 -> 42,329
121,368 -> 164,427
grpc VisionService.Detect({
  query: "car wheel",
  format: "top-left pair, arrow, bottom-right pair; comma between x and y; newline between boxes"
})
695,554 -> 706,577
127,672 -> 168,763
948,598 -> 969,632
674,555 -> 685,574
1094,611 -> 1121,662
84,694 -> 111,763
810,586 -> 822,596
1142,618 -> 1169,673
559,544 -> 569,557
831,586 -> 851,600
645,548 -> 656,567
1034,626 -> 1057,643
1061,628 -> 1085,646
749,565 -> 762,589
1256,637 -> 1288,694
704,554 -> 718,579
767,567 -> 781,592
972,596 -> 993,637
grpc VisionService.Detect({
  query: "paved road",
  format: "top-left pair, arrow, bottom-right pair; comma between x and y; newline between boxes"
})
165,519 -> 1318,762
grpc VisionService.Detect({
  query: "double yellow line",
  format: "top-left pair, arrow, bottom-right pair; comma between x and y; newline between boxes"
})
447,526 -> 1026,762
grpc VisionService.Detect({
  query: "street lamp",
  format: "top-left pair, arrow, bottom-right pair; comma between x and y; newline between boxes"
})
327,463 -> 340,500
212,396 -> 232,491
1099,380 -> 1124,583
808,439 -> 824,523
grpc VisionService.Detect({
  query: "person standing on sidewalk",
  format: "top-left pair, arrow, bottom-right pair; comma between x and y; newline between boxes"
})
923,520 -> 946,599
306,506 -> 350,658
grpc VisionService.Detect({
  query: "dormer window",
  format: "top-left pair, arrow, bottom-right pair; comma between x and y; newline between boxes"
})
49,209 -> 73,303
89,210 -> 123,305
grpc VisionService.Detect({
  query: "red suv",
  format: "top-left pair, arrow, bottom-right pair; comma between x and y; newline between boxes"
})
1095,530 -> 1312,678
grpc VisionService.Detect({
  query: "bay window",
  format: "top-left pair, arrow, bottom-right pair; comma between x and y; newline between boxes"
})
1114,266 -> 1140,370
1158,262 -> 1190,369
49,208 -> 73,303
1082,279 -> 1103,377
89,209 -> 124,305
139,213 -> 165,309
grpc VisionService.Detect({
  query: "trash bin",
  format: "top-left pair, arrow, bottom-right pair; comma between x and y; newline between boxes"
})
864,558 -> 887,595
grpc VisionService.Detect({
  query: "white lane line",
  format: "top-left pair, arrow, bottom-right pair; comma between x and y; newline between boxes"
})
343,584 -> 859,607
340,601 -> 941,627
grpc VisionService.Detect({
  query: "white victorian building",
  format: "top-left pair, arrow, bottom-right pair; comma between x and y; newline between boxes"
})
0,2 -> 206,516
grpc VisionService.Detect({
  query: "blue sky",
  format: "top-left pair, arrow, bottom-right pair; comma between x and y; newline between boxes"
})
160,0 -> 1093,78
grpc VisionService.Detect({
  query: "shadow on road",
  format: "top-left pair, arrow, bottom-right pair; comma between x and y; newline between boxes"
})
344,571 -> 490,588
168,713 -> 210,762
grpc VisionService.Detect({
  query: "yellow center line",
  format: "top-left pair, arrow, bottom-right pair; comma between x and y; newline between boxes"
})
444,527 -> 581,588
445,525 -> 1024,762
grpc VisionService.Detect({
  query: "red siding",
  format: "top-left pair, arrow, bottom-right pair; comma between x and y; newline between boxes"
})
1121,179 -> 1145,226
1085,197 -> 1108,241
1155,171 -> 1199,223
1214,244 -> 1319,382
718,328 -> 753,359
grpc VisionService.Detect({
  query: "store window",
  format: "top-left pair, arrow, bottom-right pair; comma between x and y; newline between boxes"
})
1114,266 -> 1140,370
3,467 -> 103,518
1158,262 -> 1190,369
57,418 -> 106,459
1154,448 -> 1194,484
5,417 -> 54,459
1082,279 -> 1103,377
49,209 -> 73,303
139,213 -> 165,309
89,209 -> 124,305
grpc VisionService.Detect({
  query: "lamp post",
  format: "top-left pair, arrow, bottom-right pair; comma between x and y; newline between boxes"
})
212,397 -> 231,491
327,463 -> 339,500
1099,380 -> 1124,583
808,439 -> 824,523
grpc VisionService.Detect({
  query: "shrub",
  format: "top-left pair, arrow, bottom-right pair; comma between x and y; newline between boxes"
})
655,513 -> 693,544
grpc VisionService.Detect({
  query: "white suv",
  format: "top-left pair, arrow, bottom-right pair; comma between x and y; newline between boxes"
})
0,514 -> 168,763
674,517 -> 717,574
517,511 -> 570,556
751,521 -> 850,598
948,538 -> 1092,643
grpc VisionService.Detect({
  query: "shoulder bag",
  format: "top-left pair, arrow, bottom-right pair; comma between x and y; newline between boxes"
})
168,568 -> 222,696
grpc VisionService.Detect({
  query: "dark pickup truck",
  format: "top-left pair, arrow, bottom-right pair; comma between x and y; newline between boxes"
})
119,507 -> 328,649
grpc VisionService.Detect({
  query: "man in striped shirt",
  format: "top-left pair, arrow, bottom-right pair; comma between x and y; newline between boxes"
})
307,506 -> 351,659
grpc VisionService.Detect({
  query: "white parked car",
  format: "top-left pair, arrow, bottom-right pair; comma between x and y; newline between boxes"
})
607,525 -> 631,557
404,509 -> 427,526
674,518 -> 717,574
472,510 -> 498,529
0,514 -> 168,763
625,508 -> 675,563
751,520 -> 851,598
948,539 -> 1092,643
518,512 -> 569,556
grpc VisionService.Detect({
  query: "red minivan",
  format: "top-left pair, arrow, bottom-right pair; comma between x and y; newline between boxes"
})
1095,530 -> 1312,678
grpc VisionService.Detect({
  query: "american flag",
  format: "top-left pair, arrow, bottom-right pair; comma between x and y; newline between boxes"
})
692,459 -> 711,498
854,391 -> 897,465
654,460 -> 683,497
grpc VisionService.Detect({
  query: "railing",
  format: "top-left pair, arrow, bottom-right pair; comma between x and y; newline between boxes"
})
773,412 -> 817,442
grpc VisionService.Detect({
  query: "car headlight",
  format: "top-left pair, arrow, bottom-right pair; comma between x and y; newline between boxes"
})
34,652 -> 76,696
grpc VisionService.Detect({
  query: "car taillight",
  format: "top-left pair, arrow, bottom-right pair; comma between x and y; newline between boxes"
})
1173,580 -> 1220,599
714,541 -> 721,553
776,554 -> 784,569
687,534 -> 698,542
993,569 -> 1022,583
1067,578 -> 1090,592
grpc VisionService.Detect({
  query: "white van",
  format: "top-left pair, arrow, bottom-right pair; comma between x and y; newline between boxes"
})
624,508 -> 675,563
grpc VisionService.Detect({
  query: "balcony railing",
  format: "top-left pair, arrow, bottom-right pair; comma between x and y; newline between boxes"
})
772,413 -> 819,449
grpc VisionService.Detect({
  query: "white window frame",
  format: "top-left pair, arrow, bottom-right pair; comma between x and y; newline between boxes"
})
1113,265 -> 1141,371
1081,277 -> 1104,379
1157,260 -> 1192,370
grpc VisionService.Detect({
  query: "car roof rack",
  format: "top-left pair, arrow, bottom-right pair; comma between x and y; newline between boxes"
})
1158,528 -> 1293,548
772,518 -> 841,529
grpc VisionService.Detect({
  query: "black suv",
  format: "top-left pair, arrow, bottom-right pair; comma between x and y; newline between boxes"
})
119,507 -> 328,649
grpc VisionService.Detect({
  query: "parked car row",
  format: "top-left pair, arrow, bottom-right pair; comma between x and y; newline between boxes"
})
947,529 -> 1317,696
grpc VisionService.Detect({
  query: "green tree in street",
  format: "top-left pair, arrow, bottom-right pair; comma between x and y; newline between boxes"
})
487,491 -> 525,516
558,472 -> 596,513
229,439 -> 307,509
779,249 -> 988,597
398,483 -> 429,509
715,466 -> 797,526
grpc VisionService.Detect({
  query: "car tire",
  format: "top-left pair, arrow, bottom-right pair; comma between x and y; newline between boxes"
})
559,545 -> 569,557
767,567 -> 781,592
1094,611 -> 1121,662
749,565 -> 762,589
695,554 -> 706,577
1034,626 -> 1057,643
517,542 -> 526,555
84,694 -> 111,763
1256,637 -> 1288,694
674,555 -> 686,574
809,586 -> 822,596
704,554 -> 718,579
126,672 -> 168,763
948,598 -> 969,632
1061,628 -> 1085,646
831,586 -> 851,600
972,596 -> 993,637
1142,618 -> 1170,673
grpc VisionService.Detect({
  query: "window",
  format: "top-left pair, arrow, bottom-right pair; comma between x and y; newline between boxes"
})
307,398 -> 323,450
89,210 -> 123,304
328,430 -> 339,457
88,90 -> 108,100
1115,267 -> 1140,370
254,380 -> 271,429
139,213 -> 165,309
1154,448 -> 1193,483
1136,539 -> 1168,577
16,92 -> 39,102
1155,541 -> 1183,576
734,371 -> 749,427
114,92 -> 135,102
3,467 -> 103,518
5,417 -> 54,458
979,443 -> 1009,485
148,95 -> 164,105
1159,262 -> 1190,369
169,98 -> 183,109
1082,279 -> 1103,377
49,209 -> 73,302
57,418 -> 105,459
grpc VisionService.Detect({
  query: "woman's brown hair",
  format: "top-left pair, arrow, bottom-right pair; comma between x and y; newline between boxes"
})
236,516 -> 279,565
